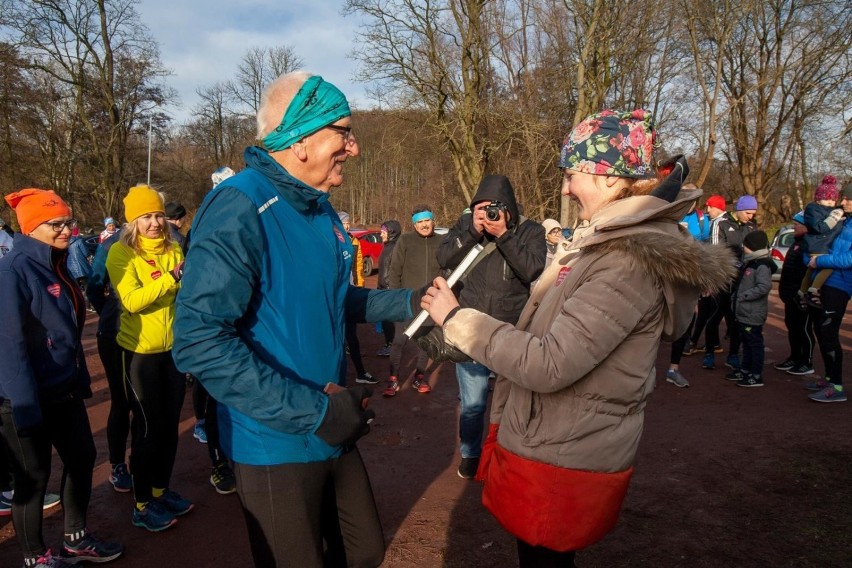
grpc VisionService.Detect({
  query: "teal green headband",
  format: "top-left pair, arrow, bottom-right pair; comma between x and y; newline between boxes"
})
412,211 -> 433,223
261,75 -> 351,152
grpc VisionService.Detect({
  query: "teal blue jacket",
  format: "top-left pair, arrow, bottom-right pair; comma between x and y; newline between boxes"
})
173,147 -> 413,465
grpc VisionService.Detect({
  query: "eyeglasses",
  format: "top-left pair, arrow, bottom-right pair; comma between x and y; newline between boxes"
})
324,124 -> 356,145
42,219 -> 78,232
548,228 -> 562,234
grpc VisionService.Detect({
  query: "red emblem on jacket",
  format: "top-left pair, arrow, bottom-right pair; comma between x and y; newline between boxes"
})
555,266 -> 572,286
151,270 -> 162,280
146,259 -> 156,266
47,283 -> 61,297
333,227 -> 345,243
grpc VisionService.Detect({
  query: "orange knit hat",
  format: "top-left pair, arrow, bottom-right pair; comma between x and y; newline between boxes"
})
4,188 -> 72,235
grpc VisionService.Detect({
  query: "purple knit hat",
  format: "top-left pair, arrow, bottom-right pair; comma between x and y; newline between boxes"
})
814,175 -> 839,202
559,109 -> 658,178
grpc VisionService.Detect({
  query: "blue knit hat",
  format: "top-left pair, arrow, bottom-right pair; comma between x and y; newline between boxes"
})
735,195 -> 758,211
792,211 -> 805,225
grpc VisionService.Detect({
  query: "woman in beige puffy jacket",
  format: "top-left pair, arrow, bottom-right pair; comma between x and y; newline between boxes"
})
421,109 -> 734,567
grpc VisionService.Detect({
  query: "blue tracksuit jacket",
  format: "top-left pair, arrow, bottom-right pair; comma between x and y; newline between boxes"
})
173,146 -> 413,465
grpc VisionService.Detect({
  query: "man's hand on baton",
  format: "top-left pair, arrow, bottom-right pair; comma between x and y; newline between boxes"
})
421,277 -> 461,326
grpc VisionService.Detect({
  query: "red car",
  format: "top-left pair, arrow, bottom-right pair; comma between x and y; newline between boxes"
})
350,229 -> 384,276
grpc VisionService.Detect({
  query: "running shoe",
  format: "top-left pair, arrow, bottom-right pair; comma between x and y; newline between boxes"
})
109,463 -> 132,493
736,374 -> 764,388
193,422 -> 208,444
412,373 -> 431,393
60,531 -> 123,564
156,489 -> 193,516
210,463 -> 236,495
355,372 -> 379,385
131,501 -> 176,532
665,369 -> 690,388
382,377 -> 400,397
808,385 -> 846,403
773,358 -> 796,371
22,549 -> 73,567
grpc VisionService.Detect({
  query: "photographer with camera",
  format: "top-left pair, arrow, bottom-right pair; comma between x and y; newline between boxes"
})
437,175 -> 546,479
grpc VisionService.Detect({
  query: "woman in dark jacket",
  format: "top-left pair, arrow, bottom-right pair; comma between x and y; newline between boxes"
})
0,189 -> 123,567
376,219 -> 401,355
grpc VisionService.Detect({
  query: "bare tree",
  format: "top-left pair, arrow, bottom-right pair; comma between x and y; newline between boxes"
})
3,0 -> 173,217
715,0 -> 852,215
228,46 -> 304,116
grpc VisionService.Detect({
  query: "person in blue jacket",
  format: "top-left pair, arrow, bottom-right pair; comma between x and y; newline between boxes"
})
803,183 -> 852,403
86,230 -> 134,493
0,189 -> 122,567
173,72 -> 415,568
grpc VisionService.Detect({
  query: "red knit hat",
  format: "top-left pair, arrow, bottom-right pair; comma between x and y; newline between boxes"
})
706,195 -> 726,210
814,175 -> 839,202
4,188 -> 72,235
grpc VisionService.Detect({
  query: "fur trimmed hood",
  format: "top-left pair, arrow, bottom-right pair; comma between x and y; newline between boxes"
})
570,188 -> 737,341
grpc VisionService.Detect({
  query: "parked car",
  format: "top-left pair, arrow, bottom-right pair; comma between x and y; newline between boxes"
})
350,229 -> 383,276
770,224 -> 795,281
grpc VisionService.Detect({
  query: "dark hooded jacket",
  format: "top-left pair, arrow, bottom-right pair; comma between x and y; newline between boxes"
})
437,175 -> 546,324
377,220 -> 401,290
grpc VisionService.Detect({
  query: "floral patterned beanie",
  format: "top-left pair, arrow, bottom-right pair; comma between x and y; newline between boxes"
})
559,109 -> 657,178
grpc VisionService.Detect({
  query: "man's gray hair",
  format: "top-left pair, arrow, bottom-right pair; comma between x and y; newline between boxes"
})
257,71 -> 314,140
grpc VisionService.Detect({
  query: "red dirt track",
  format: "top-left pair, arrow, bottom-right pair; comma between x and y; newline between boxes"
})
1,275 -> 850,567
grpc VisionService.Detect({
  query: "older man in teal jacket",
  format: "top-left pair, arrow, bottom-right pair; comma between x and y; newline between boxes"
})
174,72 -> 414,568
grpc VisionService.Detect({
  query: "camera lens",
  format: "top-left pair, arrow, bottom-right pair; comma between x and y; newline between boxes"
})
486,208 -> 499,221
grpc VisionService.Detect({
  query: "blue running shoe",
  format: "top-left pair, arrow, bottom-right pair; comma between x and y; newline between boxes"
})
157,489 -> 194,516
60,531 -> 123,563
193,422 -> 207,444
109,463 -> 132,493
808,385 -> 846,403
132,501 -> 177,532
725,354 -> 741,370
702,354 -> 715,370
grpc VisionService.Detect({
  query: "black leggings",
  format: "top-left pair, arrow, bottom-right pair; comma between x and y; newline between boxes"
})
782,299 -> 815,366
0,398 -> 96,558
517,539 -> 576,567
705,290 -> 733,353
812,285 -> 850,384
234,448 -> 384,568
345,319 -> 367,376
98,334 -> 131,465
122,349 -> 185,502
192,380 -> 227,466
389,320 -> 429,377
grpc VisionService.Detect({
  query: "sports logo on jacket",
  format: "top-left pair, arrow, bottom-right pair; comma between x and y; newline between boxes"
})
555,266 -> 572,286
151,270 -> 162,280
47,283 -> 61,297
333,226 -> 345,243
146,259 -> 156,266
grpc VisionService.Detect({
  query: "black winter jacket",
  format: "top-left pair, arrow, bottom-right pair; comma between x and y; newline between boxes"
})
437,175 -> 546,324
778,235 -> 806,304
378,220 -> 401,290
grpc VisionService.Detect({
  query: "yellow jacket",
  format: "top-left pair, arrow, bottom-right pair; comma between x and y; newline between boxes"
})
350,235 -> 364,287
106,235 -> 183,354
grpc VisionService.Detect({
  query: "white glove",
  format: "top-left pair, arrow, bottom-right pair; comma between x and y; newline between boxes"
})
830,208 -> 844,220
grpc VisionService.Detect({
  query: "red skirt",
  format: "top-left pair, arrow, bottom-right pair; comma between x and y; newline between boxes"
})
477,424 -> 633,551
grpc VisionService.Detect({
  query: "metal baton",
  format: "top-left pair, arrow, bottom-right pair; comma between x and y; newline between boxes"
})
403,243 -> 484,338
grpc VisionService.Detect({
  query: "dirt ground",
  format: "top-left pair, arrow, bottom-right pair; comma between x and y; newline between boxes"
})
1,275 -> 850,568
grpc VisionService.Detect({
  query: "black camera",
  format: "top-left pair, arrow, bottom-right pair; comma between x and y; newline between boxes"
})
485,200 -> 508,221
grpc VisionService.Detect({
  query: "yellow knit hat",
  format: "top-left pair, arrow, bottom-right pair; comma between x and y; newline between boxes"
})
123,184 -> 164,222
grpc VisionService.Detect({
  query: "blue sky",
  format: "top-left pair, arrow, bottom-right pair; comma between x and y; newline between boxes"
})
136,0 -> 372,124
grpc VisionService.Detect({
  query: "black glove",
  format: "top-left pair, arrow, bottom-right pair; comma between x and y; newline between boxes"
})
412,325 -> 471,363
171,260 -> 185,282
315,386 -> 375,447
410,284 -> 430,316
